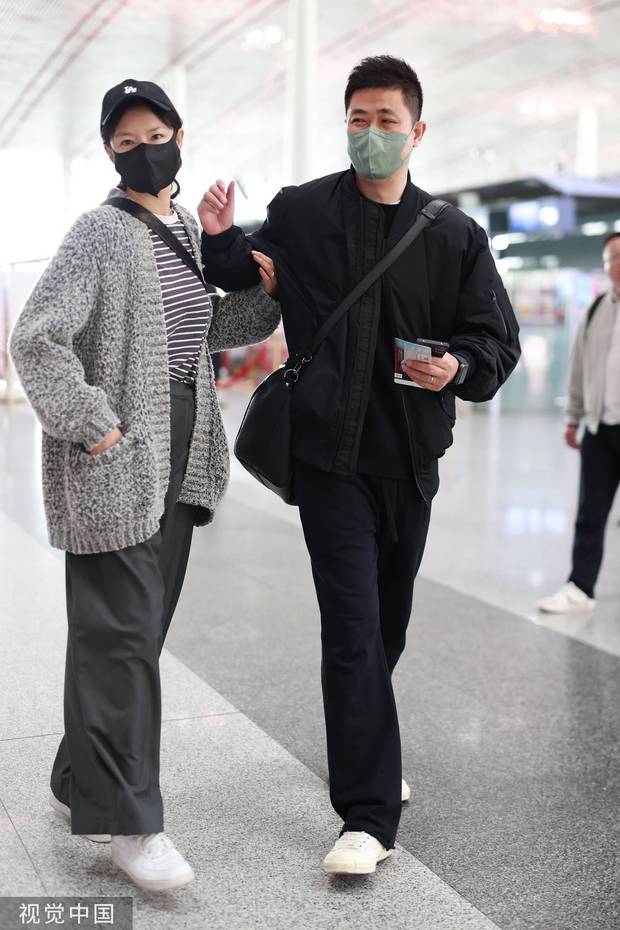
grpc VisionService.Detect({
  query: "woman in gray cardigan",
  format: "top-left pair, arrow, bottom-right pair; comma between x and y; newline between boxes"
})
9,79 -> 280,892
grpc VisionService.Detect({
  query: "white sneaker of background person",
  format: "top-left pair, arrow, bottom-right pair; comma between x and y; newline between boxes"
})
111,832 -> 194,892
537,581 -> 596,614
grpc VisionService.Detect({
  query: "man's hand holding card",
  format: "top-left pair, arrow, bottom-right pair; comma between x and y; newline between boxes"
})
394,338 -> 459,392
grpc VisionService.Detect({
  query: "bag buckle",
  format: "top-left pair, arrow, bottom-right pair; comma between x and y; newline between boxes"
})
284,354 -> 312,384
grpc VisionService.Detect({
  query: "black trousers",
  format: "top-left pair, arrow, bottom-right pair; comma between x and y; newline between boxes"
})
50,380 -> 196,836
294,460 -> 431,850
569,424 -> 620,598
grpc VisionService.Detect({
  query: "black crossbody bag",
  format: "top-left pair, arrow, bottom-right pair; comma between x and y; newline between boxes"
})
235,198 -> 449,505
104,195 -> 211,290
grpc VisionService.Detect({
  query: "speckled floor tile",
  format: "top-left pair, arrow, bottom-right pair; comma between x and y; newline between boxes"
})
0,517 -> 500,930
0,711 -> 501,930
166,495 -> 620,930
0,801 -> 46,896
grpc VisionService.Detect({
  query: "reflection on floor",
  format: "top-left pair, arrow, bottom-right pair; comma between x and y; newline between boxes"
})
1,389 -> 618,930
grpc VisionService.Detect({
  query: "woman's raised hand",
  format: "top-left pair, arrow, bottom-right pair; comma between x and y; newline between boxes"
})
252,251 -> 278,297
198,179 -> 235,236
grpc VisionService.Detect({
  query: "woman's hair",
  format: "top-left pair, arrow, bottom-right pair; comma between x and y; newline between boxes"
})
101,100 -> 183,199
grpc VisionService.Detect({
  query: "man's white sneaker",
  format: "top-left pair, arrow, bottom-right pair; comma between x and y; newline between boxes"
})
111,832 -> 194,892
537,582 -> 595,614
49,792 -> 111,843
322,831 -> 392,875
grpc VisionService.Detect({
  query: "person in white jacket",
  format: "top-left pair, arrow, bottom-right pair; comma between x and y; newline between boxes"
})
538,232 -> 620,613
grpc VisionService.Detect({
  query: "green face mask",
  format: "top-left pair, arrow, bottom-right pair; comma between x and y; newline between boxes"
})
347,126 -> 412,180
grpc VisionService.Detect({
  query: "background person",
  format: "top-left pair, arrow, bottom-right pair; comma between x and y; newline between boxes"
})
538,233 -> 620,614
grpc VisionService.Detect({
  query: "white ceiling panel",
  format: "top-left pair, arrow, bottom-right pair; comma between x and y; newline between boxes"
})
1,0 -> 619,203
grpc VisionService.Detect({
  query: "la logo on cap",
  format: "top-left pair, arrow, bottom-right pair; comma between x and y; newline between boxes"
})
124,85 -> 137,94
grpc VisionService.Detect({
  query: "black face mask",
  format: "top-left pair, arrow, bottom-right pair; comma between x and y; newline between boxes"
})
113,135 -> 182,196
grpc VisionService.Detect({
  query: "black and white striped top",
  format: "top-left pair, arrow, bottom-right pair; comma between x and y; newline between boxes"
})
148,211 -> 213,384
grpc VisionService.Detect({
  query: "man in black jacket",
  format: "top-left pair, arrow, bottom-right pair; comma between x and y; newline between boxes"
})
199,55 -> 520,875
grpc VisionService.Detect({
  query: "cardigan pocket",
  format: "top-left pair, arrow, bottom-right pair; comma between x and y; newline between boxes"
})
76,434 -> 131,464
66,432 -> 157,538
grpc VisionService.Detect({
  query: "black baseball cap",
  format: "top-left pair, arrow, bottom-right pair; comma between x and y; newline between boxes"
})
100,79 -> 179,131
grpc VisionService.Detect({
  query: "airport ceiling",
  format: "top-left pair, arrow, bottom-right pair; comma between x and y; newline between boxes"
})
1,0 -> 619,198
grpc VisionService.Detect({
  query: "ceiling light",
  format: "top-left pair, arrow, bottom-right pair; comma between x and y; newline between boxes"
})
492,233 -> 528,251
244,28 -> 263,48
519,99 -> 555,117
264,25 -> 283,44
242,26 -> 284,50
581,222 -> 608,236
519,8 -> 595,32
539,8 -> 592,28
540,206 -> 560,226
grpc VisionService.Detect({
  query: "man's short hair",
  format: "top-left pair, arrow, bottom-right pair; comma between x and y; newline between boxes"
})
603,232 -> 620,250
344,55 -> 423,123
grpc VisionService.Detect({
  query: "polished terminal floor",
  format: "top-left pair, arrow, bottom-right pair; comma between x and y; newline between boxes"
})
1,389 -> 619,930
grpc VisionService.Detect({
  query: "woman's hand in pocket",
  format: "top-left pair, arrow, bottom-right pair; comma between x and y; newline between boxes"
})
89,427 -> 123,457
251,250 -> 278,297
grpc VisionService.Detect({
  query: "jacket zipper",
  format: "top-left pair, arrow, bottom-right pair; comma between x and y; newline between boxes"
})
333,208 -> 383,471
490,288 -> 508,341
400,392 -> 428,503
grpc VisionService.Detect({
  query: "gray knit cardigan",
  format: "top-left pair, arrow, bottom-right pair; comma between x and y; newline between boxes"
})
9,190 -> 281,554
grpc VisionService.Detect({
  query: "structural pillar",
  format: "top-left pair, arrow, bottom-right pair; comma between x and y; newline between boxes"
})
284,0 -> 318,185
575,106 -> 598,178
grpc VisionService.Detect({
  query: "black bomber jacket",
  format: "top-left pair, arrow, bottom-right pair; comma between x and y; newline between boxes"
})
202,168 -> 521,502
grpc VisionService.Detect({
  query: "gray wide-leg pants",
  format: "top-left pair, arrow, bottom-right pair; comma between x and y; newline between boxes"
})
50,380 -> 196,836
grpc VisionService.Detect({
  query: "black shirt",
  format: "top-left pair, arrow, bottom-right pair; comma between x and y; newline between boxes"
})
357,203 -> 415,479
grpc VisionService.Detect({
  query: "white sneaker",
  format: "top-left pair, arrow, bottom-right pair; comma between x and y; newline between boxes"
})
537,582 -> 596,614
49,792 -> 111,843
322,831 -> 392,875
111,832 -> 194,892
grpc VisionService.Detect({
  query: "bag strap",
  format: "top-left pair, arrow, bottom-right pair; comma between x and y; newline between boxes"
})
586,293 -> 605,328
104,196 -> 208,289
285,199 -> 450,380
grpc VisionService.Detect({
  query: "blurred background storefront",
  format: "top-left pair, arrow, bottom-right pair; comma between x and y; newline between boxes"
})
437,176 -> 620,414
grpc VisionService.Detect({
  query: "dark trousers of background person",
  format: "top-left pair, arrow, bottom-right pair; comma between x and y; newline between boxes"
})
50,380 -> 196,837
569,424 -> 620,598
294,460 -> 432,851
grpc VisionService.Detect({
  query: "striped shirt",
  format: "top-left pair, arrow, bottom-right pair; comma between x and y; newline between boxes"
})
148,210 -> 213,384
